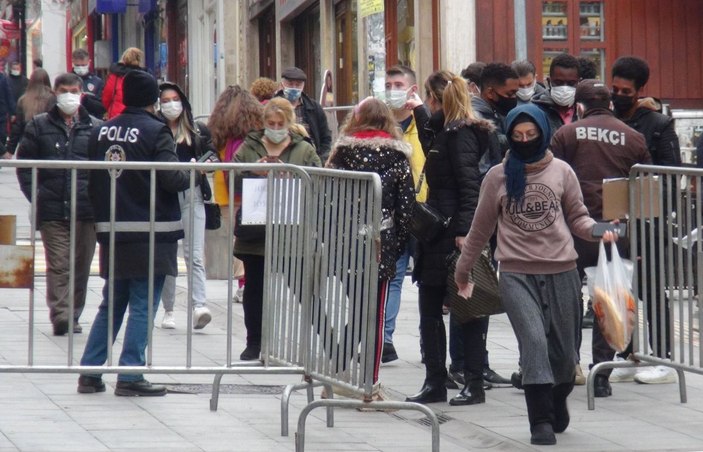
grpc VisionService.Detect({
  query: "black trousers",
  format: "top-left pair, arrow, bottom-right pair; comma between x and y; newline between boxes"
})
237,254 -> 265,347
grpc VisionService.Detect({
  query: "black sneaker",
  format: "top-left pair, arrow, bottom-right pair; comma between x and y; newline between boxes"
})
582,306 -> 595,329
77,375 -> 106,394
115,379 -> 167,397
53,319 -> 68,336
511,371 -> 524,390
447,369 -> 465,387
73,322 -> 82,334
240,345 -> 261,361
593,374 -> 612,397
382,343 -> 398,363
483,367 -> 511,385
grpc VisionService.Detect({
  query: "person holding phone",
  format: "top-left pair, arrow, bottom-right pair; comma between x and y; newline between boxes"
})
232,97 -> 321,360
454,104 -> 618,445
157,82 -> 217,330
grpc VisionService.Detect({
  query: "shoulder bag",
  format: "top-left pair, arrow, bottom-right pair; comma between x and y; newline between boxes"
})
445,247 -> 503,323
409,165 -> 450,243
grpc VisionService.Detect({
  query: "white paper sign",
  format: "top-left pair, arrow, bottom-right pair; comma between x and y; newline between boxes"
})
241,178 -> 268,225
241,178 -> 302,225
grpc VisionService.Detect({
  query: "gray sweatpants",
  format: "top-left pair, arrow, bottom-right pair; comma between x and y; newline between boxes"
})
500,270 -> 581,386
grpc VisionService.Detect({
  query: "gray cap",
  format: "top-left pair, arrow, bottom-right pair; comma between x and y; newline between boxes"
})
281,66 -> 307,81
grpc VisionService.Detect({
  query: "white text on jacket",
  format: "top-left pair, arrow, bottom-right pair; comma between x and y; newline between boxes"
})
575,127 -> 626,146
98,126 -> 140,143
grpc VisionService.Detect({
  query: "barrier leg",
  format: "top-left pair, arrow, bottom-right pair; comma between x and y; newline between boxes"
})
282,380 -> 317,437
210,373 -> 224,411
323,383 -> 334,428
677,368 -> 687,403
587,360 -> 640,410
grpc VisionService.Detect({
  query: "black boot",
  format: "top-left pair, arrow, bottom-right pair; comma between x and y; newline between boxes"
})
552,381 -> 574,433
449,372 -> 485,406
406,319 -> 447,404
524,384 -> 556,445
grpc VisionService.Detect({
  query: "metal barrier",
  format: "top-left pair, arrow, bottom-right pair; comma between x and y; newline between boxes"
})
587,164 -> 703,409
0,159 -> 439,451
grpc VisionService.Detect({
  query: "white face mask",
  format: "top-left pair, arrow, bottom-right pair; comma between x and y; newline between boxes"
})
550,85 -> 576,107
56,92 -> 81,116
517,84 -> 536,102
160,100 -> 183,121
73,65 -> 89,76
10,69 -> 20,76
385,89 -> 409,109
264,127 -> 288,144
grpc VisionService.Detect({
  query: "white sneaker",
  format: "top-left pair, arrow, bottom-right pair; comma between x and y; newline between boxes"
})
193,306 -> 212,330
609,357 -> 638,383
634,365 -> 677,384
161,311 -> 176,329
233,287 -> 244,304
574,364 -> 586,385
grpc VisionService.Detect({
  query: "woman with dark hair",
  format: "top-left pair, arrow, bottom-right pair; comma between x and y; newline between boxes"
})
454,103 -> 616,445
157,82 -> 217,330
325,97 -> 414,386
405,70 -> 496,406
7,68 -> 54,154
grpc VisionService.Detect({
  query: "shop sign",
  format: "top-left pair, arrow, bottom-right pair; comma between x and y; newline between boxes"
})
360,0 -> 384,18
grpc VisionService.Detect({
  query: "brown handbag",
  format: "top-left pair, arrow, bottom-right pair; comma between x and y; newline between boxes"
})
446,247 -> 504,323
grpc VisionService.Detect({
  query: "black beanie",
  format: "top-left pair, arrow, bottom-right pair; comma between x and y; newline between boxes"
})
123,70 -> 159,108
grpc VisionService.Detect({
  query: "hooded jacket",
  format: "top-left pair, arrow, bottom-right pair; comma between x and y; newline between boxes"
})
102,63 -> 143,119
413,110 -> 496,285
455,104 -> 597,280
327,131 -> 415,280
551,107 -> 651,219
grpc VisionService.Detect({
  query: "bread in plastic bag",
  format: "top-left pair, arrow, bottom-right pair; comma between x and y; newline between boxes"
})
592,240 -> 636,352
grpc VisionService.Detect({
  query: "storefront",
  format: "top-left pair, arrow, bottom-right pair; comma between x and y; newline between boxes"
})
476,0 -> 703,109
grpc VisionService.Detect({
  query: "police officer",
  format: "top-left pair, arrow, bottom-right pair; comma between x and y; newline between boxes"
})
551,79 -> 651,398
77,70 -> 190,397
72,48 -> 106,118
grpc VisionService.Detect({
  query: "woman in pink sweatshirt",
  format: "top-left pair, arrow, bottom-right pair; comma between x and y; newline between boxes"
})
454,103 -> 616,446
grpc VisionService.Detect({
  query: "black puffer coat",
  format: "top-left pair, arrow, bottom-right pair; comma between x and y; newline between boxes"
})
16,105 -> 101,226
326,132 -> 415,281
413,111 -> 495,285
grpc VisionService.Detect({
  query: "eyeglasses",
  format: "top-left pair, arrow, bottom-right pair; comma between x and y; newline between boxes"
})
511,130 -> 541,141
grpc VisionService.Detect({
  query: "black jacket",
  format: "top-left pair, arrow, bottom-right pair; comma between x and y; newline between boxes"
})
16,105 -> 101,226
77,72 -> 106,118
89,107 -> 190,279
619,107 -> 681,167
413,110 -> 496,285
531,90 -> 577,134
275,91 -> 332,160
327,133 -> 415,280
8,74 -> 28,103
471,96 -> 510,162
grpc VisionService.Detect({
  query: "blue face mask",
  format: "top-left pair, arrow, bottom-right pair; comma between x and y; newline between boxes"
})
283,87 -> 302,103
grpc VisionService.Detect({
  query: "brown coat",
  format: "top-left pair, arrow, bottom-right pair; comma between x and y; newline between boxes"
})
550,108 -> 651,219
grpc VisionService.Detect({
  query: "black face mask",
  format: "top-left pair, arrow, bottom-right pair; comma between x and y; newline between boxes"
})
611,93 -> 636,115
492,92 -> 518,116
510,138 -> 542,160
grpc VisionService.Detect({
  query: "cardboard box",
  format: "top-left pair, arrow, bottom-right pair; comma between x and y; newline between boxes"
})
602,176 -> 661,220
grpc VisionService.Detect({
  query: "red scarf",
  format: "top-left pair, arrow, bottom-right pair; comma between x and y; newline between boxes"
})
351,130 -> 392,140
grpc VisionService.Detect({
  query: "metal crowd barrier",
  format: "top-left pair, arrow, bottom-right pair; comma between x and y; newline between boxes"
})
587,164 -> 703,410
0,159 -> 439,452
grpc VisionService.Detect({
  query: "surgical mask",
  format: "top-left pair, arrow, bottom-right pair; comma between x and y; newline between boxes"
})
73,65 -> 89,76
10,69 -> 20,77
611,93 -> 636,116
160,100 -> 183,121
517,84 -> 536,102
56,92 -> 81,116
385,89 -> 409,109
493,92 -> 518,116
264,127 -> 288,144
550,85 -> 576,107
283,87 -> 302,103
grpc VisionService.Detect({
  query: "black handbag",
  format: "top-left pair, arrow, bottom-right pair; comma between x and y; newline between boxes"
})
409,168 -> 450,243
204,202 -> 221,230
445,247 -> 504,323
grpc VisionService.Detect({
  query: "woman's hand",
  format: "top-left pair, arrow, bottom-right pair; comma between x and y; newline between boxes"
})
405,93 -> 424,110
602,219 -> 620,243
457,280 -> 474,299
455,236 -> 465,249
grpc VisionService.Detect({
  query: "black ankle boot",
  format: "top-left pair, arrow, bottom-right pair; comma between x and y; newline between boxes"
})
405,382 -> 447,404
524,384 -> 556,445
449,374 -> 485,406
552,381 -> 575,433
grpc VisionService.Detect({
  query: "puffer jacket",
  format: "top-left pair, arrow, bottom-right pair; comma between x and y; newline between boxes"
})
413,110 -> 496,285
16,105 -> 102,226
102,63 -> 143,119
326,131 -> 415,280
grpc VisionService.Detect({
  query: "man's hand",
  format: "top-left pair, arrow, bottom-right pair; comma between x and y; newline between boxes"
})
2,151 -> 12,160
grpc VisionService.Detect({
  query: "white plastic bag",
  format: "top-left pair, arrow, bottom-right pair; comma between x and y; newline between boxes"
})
592,241 -> 636,352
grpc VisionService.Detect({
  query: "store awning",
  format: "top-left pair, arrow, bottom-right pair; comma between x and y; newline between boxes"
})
92,0 -> 156,14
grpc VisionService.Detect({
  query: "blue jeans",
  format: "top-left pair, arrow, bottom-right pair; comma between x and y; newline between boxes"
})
385,239 -> 414,344
80,276 -> 165,382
